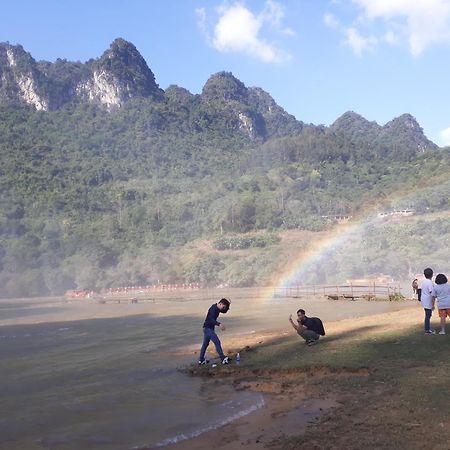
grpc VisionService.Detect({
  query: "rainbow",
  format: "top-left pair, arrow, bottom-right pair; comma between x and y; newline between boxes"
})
268,176 -> 450,296
271,214 -> 383,291
275,222 -> 364,288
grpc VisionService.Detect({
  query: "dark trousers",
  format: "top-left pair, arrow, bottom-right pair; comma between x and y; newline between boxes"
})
298,329 -> 320,342
424,308 -> 432,332
199,327 -> 225,361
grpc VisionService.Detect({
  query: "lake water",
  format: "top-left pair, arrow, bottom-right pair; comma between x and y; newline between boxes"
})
0,290 -> 413,449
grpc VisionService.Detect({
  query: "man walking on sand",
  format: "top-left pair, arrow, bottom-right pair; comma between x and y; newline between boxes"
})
420,267 -> 436,335
289,309 -> 325,346
198,298 -> 231,365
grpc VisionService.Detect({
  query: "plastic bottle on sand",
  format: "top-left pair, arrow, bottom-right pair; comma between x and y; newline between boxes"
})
236,352 -> 240,364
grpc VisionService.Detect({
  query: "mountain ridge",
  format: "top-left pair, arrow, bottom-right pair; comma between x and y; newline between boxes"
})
0,38 -> 446,298
0,38 -> 437,148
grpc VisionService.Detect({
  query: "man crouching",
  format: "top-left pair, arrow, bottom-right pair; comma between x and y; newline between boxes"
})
289,309 -> 325,346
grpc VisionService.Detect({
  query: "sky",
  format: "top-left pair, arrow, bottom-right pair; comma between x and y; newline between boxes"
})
2,0 -> 450,146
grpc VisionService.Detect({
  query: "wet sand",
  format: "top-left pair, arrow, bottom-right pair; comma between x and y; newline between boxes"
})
161,395 -> 338,450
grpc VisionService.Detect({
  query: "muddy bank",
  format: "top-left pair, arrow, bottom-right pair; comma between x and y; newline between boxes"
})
161,304 -> 426,450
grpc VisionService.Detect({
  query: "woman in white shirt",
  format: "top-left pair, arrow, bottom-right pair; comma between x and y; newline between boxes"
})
432,273 -> 450,335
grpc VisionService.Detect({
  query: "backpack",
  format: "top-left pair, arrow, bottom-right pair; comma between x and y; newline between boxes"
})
310,317 -> 326,336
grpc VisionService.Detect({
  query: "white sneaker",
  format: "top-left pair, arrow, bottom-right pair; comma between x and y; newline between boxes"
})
222,356 -> 230,365
439,330 -> 446,335
424,330 -> 436,334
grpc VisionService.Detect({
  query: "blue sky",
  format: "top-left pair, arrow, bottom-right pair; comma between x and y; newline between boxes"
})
2,0 -> 450,146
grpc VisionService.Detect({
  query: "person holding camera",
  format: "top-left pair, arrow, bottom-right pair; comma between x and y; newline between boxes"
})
289,308 -> 325,346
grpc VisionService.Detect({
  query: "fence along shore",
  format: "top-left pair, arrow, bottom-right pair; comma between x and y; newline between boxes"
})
274,283 -> 402,300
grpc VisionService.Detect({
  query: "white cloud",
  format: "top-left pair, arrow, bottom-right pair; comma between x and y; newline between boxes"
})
439,127 -> 450,147
324,10 -> 377,55
352,0 -> 450,56
383,30 -> 398,45
345,27 -> 377,55
198,1 -> 293,63
324,13 -> 340,29
260,0 -> 296,36
195,8 -> 209,42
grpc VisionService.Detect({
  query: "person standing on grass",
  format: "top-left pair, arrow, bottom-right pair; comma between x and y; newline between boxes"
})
412,278 -> 420,300
289,309 -> 325,346
198,298 -> 231,365
432,274 -> 450,335
420,267 -> 435,334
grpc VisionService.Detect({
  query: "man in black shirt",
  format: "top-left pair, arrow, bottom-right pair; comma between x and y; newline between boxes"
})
198,298 -> 231,365
289,308 -> 325,346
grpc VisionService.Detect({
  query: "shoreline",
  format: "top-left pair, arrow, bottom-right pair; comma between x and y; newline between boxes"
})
161,303 -> 422,450
158,394 -> 338,450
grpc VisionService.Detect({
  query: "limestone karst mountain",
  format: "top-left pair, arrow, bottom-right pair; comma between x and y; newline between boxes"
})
0,38 -> 444,298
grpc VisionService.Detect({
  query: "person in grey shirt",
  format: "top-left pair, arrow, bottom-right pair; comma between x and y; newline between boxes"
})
432,273 -> 450,335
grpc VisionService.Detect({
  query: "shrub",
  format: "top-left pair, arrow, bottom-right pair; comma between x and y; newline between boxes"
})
213,233 -> 280,250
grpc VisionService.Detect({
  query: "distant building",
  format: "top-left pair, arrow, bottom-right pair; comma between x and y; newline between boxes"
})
378,209 -> 415,218
321,214 -> 352,222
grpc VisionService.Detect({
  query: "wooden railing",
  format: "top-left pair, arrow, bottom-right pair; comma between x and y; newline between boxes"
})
274,283 -> 402,300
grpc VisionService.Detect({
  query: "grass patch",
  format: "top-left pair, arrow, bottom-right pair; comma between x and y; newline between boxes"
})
197,317 -> 450,450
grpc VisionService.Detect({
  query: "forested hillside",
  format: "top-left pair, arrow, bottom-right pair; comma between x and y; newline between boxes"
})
0,39 -> 449,297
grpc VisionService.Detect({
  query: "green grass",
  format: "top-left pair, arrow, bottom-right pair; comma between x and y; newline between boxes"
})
227,323 -> 450,449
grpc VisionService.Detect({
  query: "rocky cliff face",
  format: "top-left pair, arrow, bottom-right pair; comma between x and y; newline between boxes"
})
0,41 -> 300,140
0,44 -> 51,110
0,39 -> 438,148
200,71 -> 302,139
75,38 -> 163,109
382,113 -> 436,151
0,38 -> 163,111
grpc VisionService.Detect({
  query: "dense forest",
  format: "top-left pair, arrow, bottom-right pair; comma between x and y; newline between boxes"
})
1,39 -> 449,298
